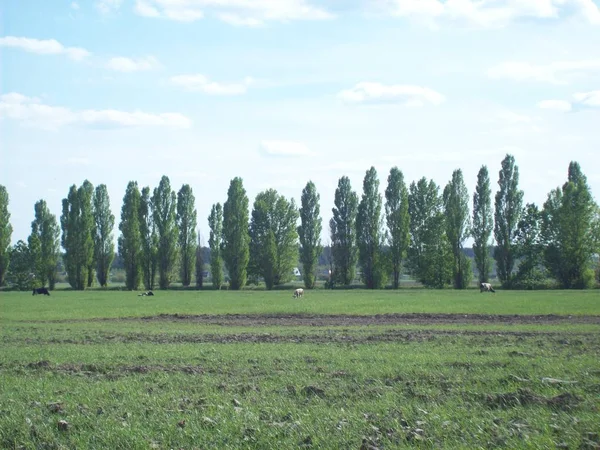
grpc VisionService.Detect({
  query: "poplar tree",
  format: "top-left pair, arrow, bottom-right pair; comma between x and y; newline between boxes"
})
93,184 -> 115,287
542,162 -> 599,288
408,178 -> 452,288
118,181 -> 143,290
177,184 -> 197,287
443,169 -> 472,289
472,166 -> 494,284
140,187 -> 158,290
61,182 -> 94,290
248,189 -> 299,289
195,232 -> 205,289
0,185 -> 12,286
330,176 -> 358,286
385,167 -> 410,289
208,203 -> 224,290
494,154 -> 524,287
222,177 -> 250,290
356,167 -> 387,289
29,200 -> 60,289
297,181 -> 323,289
152,176 -> 178,289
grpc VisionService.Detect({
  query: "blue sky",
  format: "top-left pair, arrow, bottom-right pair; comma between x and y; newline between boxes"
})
1,0 -> 599,246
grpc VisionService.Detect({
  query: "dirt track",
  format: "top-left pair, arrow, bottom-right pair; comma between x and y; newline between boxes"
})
39,312 -> 600,326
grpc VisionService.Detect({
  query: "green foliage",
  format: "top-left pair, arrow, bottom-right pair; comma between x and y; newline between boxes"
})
356,167 -> 387,289
298,181 -> 323,289
0,185 -> 13,286
60,182 -> 95,290
541,162 -> 599,289
139,187 -> 158,290
176,184 -> 198,287
494,154 -> 524,288
408,178 -> 453,288
92,185 -> 115,287
249,189 -> 299,290
28,200 -> 60,289
118,181 -> 143,290
222,177 -> 250,290
195,233 -> 204,289
330,176 -> 359,286
385,167 -> 410,289
152,176 -> 178,289
208,203 -> 224,290
443,169 -> 471,289
6,240 -> 34,290
514,202 -> 543,287
472,165 -> 494,284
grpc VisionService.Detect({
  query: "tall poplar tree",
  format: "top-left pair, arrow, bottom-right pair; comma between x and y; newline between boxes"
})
29,200 -> 60,289
152,176 -> 178,289
118,181 -> 143,290
542,162 -> 599,288
248,189 -> 299,289
494,154 -> 524,287
297,181 -> 323,289
222,177 -> 250,290
92,184 -> 115,287
0,185 -> 12,286
208,203 -> 224,290
514,202 -> 543,287
140,187 -> 158,290
472,165 -> 494,284
61,182 -> 94,290
82,180 -> 95,288
356,167 -> 387,289
330,176 -> 359,286
408,178 -> 452,288
443,169 -> 472,289
195,232 -> 205,289
385,167 -> 410,289
176,184 -> 197,287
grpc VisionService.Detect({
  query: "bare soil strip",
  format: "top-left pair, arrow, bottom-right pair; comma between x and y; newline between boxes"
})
28,313 -> 600,326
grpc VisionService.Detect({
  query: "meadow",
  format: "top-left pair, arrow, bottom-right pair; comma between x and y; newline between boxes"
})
1,289 -> 599,449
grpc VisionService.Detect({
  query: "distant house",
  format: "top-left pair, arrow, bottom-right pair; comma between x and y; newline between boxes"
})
292,267 -> 301,277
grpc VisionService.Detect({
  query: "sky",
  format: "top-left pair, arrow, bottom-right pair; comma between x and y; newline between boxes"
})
1,0 -> 599,247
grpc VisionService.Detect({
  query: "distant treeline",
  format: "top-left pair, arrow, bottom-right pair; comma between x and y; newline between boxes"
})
0,154 -> 598,291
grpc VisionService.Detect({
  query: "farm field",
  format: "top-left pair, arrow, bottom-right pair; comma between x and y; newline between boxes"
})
1,290 -> 599,449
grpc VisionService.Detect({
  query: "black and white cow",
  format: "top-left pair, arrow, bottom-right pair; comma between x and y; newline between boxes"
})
480,282 -> 495,293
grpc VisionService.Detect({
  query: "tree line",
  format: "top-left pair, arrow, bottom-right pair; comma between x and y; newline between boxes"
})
1,154 -> 599,291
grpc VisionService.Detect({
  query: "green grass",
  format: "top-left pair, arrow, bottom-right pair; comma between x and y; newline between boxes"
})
2,289 -> 600,321
1,290 -> 599,449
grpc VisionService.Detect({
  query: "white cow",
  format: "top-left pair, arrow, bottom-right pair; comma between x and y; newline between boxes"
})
293,288 -> 304,298
480,282 -> 495,293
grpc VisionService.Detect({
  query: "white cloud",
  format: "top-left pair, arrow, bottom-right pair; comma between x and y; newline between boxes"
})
537,90 -> 600,112
0,36 -> 90,61
106,56 -> 160,72
259,140 -> 316,158
338,82 -> 445,106
386,0 -> 600,28
487,60 -> 600,84
0,93 -> 192,130
133,0 -> 334,25
537,100 -> 573,112
71,2 -> 80,10
96,0 -> 123,14
170,74 -> 252,95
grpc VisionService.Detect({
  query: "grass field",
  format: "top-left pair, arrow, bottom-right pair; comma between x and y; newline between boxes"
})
1,289 -> 599,449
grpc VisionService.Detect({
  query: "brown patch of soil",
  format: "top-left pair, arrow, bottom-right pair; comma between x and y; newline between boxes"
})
31,313 -> 600,326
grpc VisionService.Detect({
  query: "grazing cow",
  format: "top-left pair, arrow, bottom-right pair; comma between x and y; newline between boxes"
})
138,291 -> 154,297
293,288 -> 304,298
480,282 -> 495,293
32,287 -> 50,296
